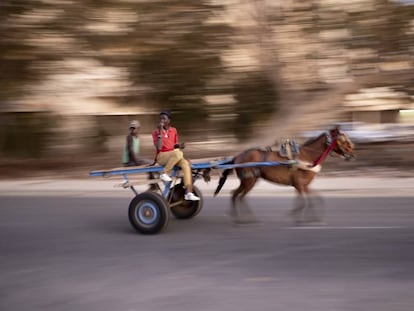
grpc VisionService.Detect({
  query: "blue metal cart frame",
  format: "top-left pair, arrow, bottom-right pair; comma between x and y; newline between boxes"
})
90,158 -> 296,234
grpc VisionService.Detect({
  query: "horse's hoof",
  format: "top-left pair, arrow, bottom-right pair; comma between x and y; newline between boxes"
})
304,215 -> 325,224
289,212 -> 302,224
226,209 -> 238,219
233,216 -> 260,225
294,219 -> 326,226
307,220 -> 326,226
291,219 -> 305,226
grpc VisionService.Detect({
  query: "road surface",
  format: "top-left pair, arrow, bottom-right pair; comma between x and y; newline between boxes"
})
1,184 -> 414,311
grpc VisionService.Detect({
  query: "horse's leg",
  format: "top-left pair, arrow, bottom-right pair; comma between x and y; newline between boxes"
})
230,177 -> 257,223
290,188 -> 306,224
236,177 -> 258,223
296,184 -> 322,224
304,189 -> 325,224
229,180 -> 244,220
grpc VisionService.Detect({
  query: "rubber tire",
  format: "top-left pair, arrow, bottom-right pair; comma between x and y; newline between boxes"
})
128,192 -> 169,234
169,185 -> 203,219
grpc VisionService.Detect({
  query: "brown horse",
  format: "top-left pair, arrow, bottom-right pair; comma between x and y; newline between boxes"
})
214,126 -> 355,223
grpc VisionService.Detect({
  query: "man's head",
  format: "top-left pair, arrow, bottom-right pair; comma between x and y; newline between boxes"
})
159,109 -> 172,128
129,120 -> 140,129
159,109 -> 172,119
129,120 -> 140,135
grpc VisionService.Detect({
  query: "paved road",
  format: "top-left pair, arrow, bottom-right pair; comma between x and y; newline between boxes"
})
1,189 -> 414,311
1,174 -> 414,197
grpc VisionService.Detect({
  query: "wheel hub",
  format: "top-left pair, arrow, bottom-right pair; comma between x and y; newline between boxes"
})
137,202 -> 158,225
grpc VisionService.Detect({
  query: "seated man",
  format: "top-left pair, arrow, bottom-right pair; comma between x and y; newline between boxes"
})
123,120 -> 150,166
123,120 -> 155,185
152,109 -> 200,201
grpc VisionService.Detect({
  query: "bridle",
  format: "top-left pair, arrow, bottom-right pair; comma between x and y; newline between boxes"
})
310,130 -> 354,165
329,130 -> 354,160
311,132 -> 338,167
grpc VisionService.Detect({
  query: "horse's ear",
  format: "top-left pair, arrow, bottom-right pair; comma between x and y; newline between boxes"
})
329,125 -> 340,137
331,124 -> 340,133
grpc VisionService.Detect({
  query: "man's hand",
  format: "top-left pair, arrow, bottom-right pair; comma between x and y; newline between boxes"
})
174,142 -> 185,149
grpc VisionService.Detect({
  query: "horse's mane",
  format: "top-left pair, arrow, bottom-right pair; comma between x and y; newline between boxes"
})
303,132 -> 325,146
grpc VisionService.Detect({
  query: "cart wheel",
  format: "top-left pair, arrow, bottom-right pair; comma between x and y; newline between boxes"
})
128,192 -> 169,234
169,185 -> 203,219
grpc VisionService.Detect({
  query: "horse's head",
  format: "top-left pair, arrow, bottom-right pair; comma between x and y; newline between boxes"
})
330,127 -> 355,160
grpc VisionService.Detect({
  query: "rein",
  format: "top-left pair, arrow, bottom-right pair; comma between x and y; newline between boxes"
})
312,138 -> 338,167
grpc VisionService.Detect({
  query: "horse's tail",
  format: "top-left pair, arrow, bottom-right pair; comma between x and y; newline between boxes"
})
214,158 -> 235,196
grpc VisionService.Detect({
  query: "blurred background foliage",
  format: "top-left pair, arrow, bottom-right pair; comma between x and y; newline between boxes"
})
0,0 -> 413,160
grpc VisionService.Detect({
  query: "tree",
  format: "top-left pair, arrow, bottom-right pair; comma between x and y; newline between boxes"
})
346,0 -> 414,55
0,1 -> 46,104
128,0 -> 234,130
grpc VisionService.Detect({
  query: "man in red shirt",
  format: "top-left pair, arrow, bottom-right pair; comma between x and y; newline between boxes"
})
152,109 -> 200,201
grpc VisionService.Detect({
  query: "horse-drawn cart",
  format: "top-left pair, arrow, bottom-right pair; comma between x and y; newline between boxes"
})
90,127 -> 355,234
89,158 -> 297,234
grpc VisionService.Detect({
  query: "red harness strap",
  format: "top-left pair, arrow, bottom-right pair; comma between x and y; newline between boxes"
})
312,139 -> 338,167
